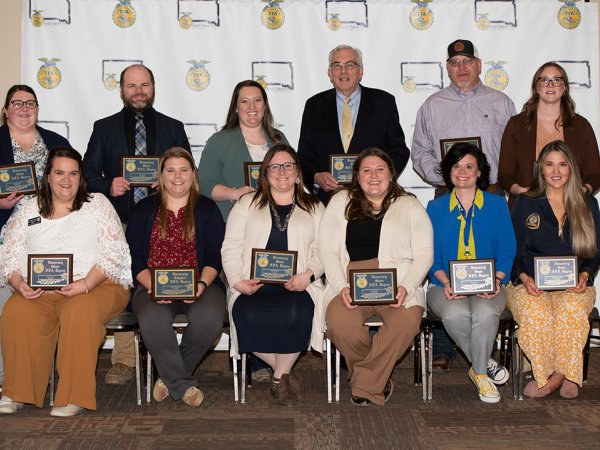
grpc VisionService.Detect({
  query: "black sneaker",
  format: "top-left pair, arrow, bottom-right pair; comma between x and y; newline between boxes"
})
383,379 -> 394,403
350,396 -> 371,406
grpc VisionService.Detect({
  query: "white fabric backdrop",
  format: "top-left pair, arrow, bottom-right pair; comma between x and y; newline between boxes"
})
21,0 -> 600,307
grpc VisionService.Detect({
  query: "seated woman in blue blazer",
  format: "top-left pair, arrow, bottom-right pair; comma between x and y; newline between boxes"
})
426,143 -> 515,403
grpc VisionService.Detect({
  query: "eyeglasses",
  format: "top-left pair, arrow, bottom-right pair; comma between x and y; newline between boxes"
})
536,76 -> 565,87
330,61 -> 360,72
447,58 -> 475,68
267,162 -> 296,173
9,100 -> 38,110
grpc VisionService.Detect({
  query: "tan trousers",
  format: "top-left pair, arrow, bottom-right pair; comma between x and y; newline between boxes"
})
507,284 -> 594,388
110,331 -> 136,367
325,259 -> 424,405
1,281 -> 129,409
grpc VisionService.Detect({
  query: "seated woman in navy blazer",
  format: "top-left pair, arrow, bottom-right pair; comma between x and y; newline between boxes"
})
126,147 -> 226,407
426,143 -> 515,404
507,140 -> 600,399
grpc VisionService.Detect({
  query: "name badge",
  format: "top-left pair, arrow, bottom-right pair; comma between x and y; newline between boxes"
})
28,216 -> 41,226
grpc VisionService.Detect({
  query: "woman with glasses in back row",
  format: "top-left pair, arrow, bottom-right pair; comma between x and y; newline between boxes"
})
498,62 -> 600,208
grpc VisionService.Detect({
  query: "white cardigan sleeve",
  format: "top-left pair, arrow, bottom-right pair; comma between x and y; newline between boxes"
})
318,192 -> 349,296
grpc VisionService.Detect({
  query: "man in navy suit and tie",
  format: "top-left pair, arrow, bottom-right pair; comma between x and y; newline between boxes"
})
298,45 -> 410,205
83,64 -> 190,385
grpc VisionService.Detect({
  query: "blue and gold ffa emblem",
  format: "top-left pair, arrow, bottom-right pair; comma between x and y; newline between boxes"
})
103,73 -> 118,91
328,13 -> 341,31
31,10 -> 44,27
402,76 -> 417,93
0,171 -> 9,183
255,75 -> 267,90
484,61 -> 509,91
558,0 -> 581,29
33,261 -> 45,274
261,0 -> 285,30
157,273 -> 169,285
113,0 -> 136,28
526,213 -> 540,230
258,256 -> 269,267
476,13 -> 491,31
356,276 -> 368,289
179,12 -> 193,29
186,60 -> 210,91
37,58 -> 62,90
409,0 -> 434,31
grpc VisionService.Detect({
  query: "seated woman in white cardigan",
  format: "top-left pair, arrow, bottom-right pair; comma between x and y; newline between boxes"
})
221,144 -> 326,406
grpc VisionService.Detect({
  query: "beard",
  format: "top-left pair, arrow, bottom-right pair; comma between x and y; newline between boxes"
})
121,91 -> 155,112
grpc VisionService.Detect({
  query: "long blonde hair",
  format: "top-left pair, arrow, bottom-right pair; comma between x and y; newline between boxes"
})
157,147 -> 199,241
526,140 -> 596,258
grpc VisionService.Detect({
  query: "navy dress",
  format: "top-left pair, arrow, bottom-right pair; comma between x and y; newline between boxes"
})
232,204 -> 314,353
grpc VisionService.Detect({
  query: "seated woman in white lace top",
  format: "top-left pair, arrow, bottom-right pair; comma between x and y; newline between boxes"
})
0,147 -> 132,417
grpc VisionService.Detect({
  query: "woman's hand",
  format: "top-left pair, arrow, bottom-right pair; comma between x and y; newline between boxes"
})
477,275 -> 503,299
566,272 -> 589,294
233,279 -> 263,295
12,278 -> 42,299
284,272 -> 311,292
0,192 -> 24,209
233,186 -> 255,201
390,286 -> 408,308
520,273 -> 541,296
443,282 -> 466,300
339,287 -> 358,310
56,279 -> 88,297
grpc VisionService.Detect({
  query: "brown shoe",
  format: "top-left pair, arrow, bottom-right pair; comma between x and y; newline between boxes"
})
432,355 -> 451,372
153,378 -> 169,402
182,386 -> 204,407
271,376 -> 292,406
105,363 -> 135,385
287,372 -> 304,402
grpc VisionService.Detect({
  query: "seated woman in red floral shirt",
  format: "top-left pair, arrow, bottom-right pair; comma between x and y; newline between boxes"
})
126,147 -> 225,407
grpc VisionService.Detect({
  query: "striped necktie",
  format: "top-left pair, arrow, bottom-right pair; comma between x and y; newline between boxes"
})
341,97 -> 353,152
134,112 -> 148,204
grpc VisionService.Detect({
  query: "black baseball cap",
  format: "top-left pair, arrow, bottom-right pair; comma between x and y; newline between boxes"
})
447,39 -> 479,61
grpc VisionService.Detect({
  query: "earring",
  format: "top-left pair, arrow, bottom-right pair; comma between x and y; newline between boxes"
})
295,177 -> 300,184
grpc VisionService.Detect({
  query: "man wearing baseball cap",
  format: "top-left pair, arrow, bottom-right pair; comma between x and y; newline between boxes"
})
410,39 -> 516,390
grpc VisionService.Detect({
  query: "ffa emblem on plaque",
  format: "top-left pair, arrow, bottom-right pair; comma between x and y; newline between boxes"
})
557,0 -> 581,29
157,273 -> 169,285
476,13 -> 491,31
113,0 -> 136,28
526,213 -> 540,230
356,276 -> 368,289
258,256 -> 269,268
185,60 -> 210,91
255,75 -> 267,90
103,73 -> 118,91
409,0 -> 434,31
31,10 -> 44,27
328,13 -> 341,31
179,12 -> 193,29
484,61 -> 509,91
261,0 -> 285,30
402,76 -> 417,93
37,58 -> 62,90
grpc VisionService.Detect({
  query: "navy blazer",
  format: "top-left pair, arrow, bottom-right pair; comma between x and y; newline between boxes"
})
511,193 -> 600,284
298,85 -> 410,204
0,124 -> 71,230
126,193 -> 225,291
82,108 -> 190,223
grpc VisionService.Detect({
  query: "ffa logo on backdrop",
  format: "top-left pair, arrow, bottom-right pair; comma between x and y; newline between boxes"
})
261,0 -> 285,30
186,61 -> 211,91
409,0 -> 434,30
325,0 -> 369,30
178,0 -> 220,28
557,0 -> 581,29
483,61 -> 510,91
113,0 -> 136,28
400,62 -> 444,94
29,0 -> 71,26
251,62 -> 294,91
473,0 -> 517,30
37,58 -> 61,89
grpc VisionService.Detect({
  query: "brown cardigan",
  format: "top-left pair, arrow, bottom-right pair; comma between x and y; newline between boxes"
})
498,112 -> 600,207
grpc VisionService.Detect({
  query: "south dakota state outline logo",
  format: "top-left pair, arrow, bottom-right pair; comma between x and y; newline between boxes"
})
37,58 -> 62,89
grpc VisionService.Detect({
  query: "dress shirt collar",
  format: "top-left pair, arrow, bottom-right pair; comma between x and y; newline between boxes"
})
449,80 -> 483,98
449,188 -> 484,212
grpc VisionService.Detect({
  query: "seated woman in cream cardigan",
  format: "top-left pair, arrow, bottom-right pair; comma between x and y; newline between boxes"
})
221,144 -> 325,406
320,147 -> 433,406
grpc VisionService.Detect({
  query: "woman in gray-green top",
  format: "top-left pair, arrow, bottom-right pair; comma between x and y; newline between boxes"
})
198,80 -> 288,220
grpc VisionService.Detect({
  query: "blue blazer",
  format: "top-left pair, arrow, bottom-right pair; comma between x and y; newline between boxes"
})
426,190 -> 516,286
82,108 -> 190,223
126,193 -> 225,291
510,193 -> 600,283
298,85 -> 410,204
0,123 -> 71,230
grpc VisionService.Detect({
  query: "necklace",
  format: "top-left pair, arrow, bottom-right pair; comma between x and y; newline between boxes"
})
271,203 -> 295,232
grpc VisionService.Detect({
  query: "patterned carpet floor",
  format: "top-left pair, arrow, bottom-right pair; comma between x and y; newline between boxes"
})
1,346 -> 600,449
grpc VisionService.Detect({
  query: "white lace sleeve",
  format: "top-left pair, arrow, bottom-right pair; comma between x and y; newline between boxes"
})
0,198 -> 37,285
90,194 -> 133,288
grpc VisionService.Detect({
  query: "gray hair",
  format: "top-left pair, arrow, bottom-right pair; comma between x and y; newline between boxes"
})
328,45 -> 363,67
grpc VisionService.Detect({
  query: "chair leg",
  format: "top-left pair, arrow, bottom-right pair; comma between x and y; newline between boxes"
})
335,348 -> 340,403
420,329 -> 427,402
134,331 -> 141,406
518,342 -> 524,401
146,351 -> 153,404
241,354 -> 247,404
583,334 -> 591,384
414,334 -> 421,386
49,358 -> 55,406
326,338 -> 332,403
511,326 -> 518,400
232,356 -> 239,402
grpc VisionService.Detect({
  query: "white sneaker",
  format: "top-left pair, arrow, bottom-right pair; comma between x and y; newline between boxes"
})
487,358 -> 509,385
50,404 -> 83,417
0,395 -> 23,414
469,368 -> 501,403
